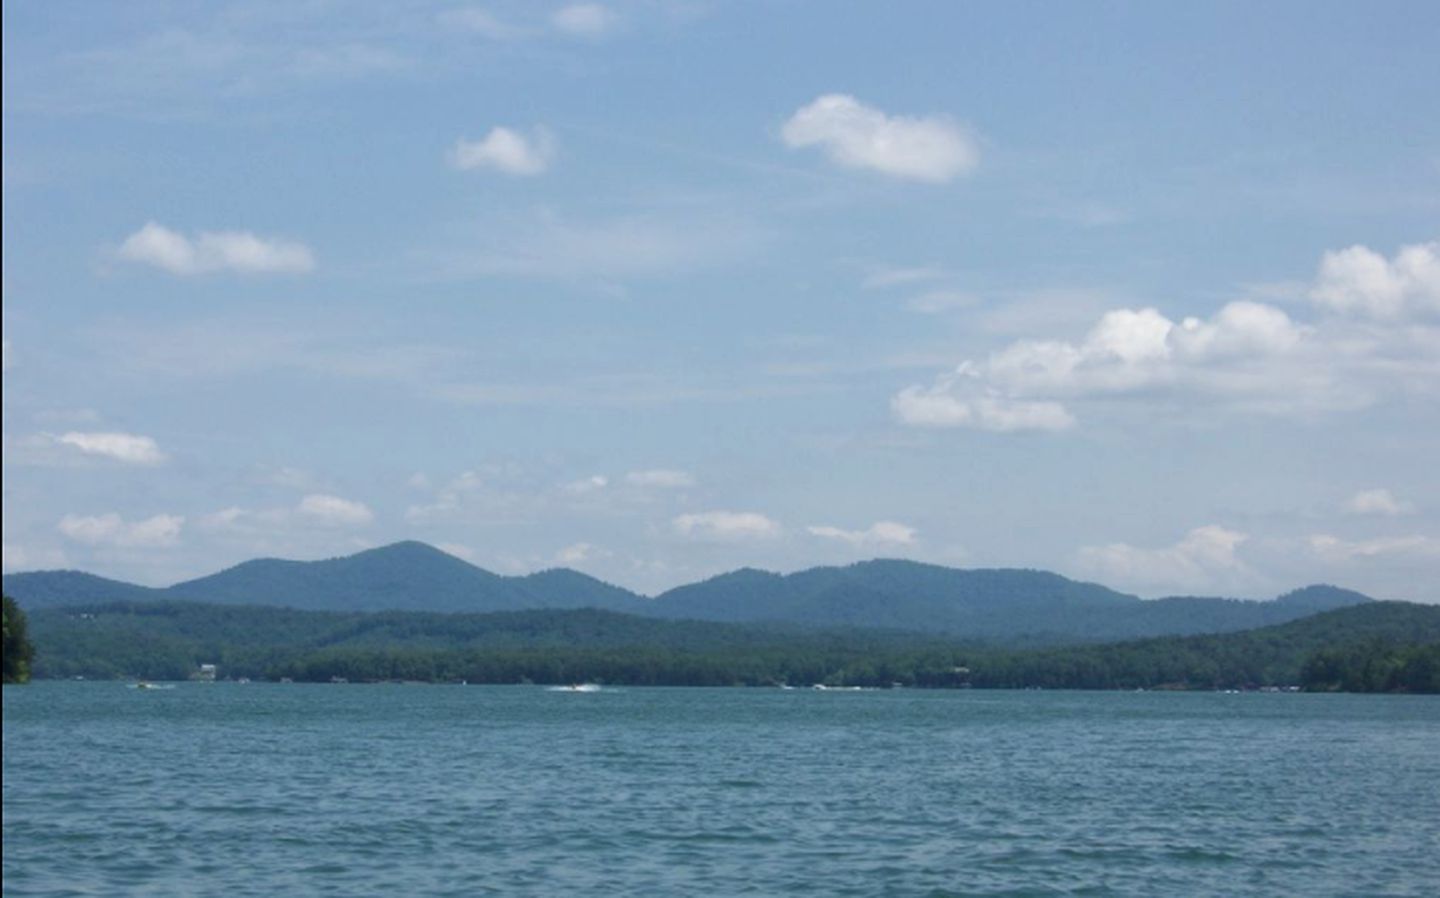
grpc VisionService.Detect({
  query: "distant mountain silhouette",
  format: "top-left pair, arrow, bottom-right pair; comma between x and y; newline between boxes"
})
1,570 -> 166,607
648,559 -> 1374,640
5,541 -> 646,615
2,541 -> 1378,641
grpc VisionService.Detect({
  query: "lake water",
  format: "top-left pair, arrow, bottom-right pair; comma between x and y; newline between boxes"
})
4,683 -> 1438,896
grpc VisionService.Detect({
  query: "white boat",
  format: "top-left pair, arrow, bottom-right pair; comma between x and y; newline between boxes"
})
548,683 -> 601,692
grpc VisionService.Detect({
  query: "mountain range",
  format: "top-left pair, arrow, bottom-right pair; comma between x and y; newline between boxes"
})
3,540 -> 1378,643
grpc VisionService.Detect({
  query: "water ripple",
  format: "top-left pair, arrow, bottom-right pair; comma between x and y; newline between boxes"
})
5,684 -> 1439,896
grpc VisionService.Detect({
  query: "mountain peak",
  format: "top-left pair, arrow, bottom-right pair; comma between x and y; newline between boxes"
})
1276,584 -> 1374,608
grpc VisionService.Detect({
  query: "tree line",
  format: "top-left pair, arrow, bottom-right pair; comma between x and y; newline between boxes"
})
19,597 -> 1440,692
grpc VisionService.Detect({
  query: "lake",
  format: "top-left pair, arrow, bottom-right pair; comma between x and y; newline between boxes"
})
4,682 -> 1438,896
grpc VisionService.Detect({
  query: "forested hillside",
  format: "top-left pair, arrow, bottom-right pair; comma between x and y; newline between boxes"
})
27,598 -> 1439,692
4,542 -> 1381,643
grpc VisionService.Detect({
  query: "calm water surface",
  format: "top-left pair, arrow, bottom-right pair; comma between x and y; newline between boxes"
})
4,683 -> 1438,896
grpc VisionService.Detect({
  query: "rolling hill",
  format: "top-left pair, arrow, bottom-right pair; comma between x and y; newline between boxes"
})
646,559 -> 1372,640
24,598 -> 1439,691
3,541 -> 1378,642
6,541 -> 647,615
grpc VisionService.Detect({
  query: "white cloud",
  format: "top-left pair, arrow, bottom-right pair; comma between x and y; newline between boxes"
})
672,510 -> 781,540
202,494 -> 374,535
625,469 -> 695,488
893,238 -> 1440,436
893,301 -> 1313,431
404,469 -> 493,522
807,520 -> 917,547
427,209 -> 767,283
4,431 -> 169,467
290,44 -> 408,80
437,541 -> 477,561
255,465 -> 317,491
551,3 -> 618,37
450,126 -> 554,176
1307,533 -> 1440,562
907,289 -> 980,315
58,512 -> 184,548
781,94 -> 979,183
891,379 -> 1076,432
556,541 -> 611,564
57,431 -> 166,465
117,222 -> 315,276
437,8 -> 523,39
1077,525 -> 1255,594
296,494 -> 374,526
1311,240 -> 1440,319
2,543 -> 68,572
198,506 -> 249,532
1345,488 -> 1416,517
562,474 -> 609,494
862,265 -> 950,290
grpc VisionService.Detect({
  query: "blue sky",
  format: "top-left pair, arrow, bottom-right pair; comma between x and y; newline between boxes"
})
3,1 -> 1438,600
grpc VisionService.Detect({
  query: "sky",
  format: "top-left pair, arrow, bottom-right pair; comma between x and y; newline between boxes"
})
2,1 -> 1438,601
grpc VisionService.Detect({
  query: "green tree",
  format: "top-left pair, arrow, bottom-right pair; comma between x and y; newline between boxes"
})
3,595 -> 37,684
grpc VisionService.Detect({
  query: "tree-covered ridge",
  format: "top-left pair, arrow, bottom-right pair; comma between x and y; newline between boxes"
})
650,562 -> 1375,638
3,541 -> 1384,643
3,595 -> 37,684
1301,642 -> 1440,693
3,541 -> 646,615
27,598 -> 1440,692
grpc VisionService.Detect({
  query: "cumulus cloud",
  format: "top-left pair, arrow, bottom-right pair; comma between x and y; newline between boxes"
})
625,469 -> 695,488
1311,240 -> 1440,319
58,512 -> 184,548
672,510 -> 781,540
892,378 -> 1076,432
450,126 -> 554,176
781,94 -> 979,182
550,3 -> 617,37
893,239 -> 1440,436
117,222 -> 315,276
4,431 -> 167,467
1076,525 -> 1255,594
1345,488 -> 1416,517
296,494 -> 374,526
893,301 -> 1312,431
57,431 -> 166,465
807,520 -> 916,547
